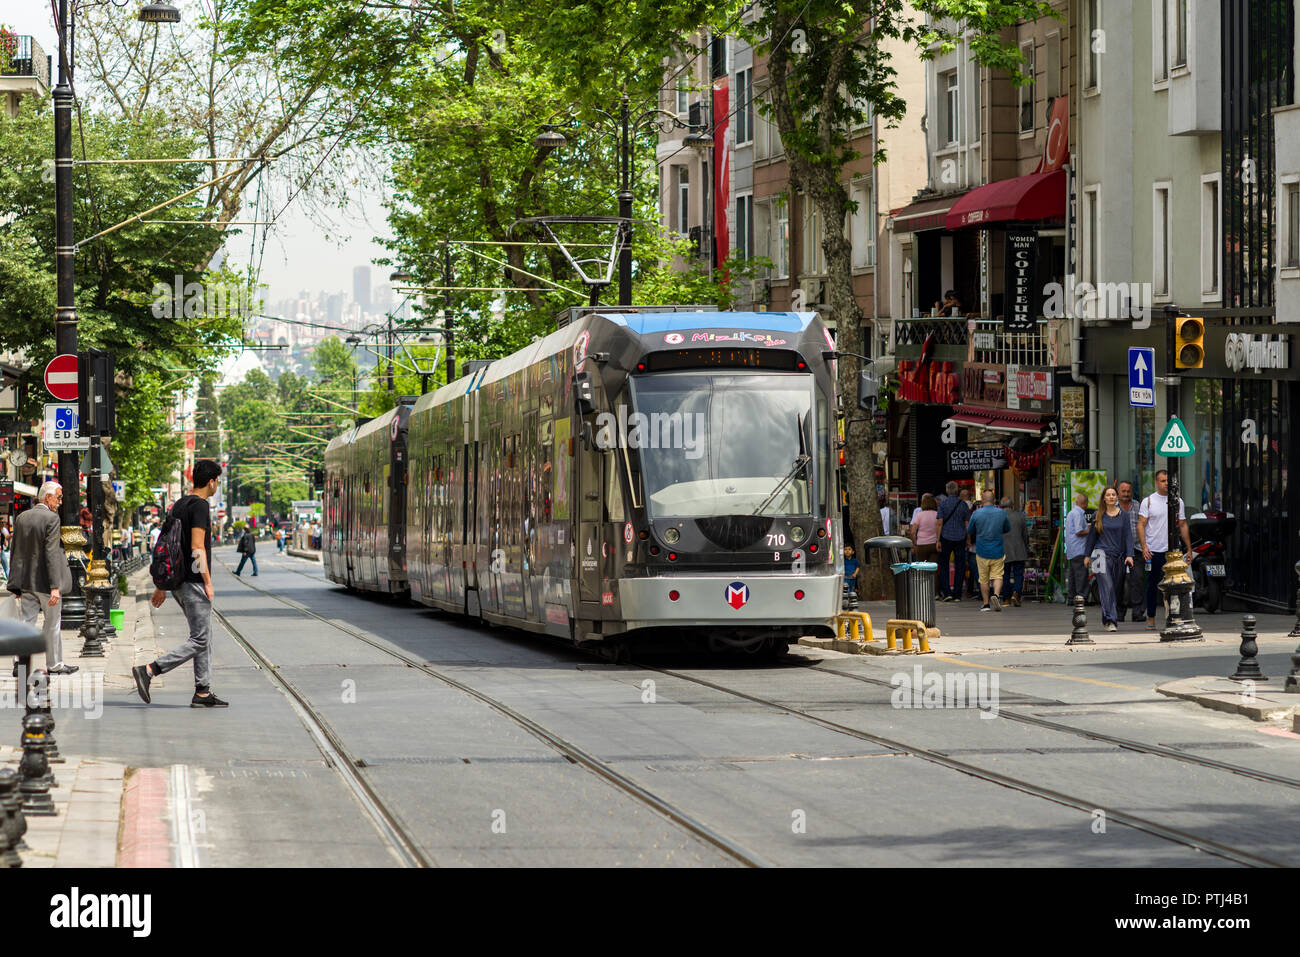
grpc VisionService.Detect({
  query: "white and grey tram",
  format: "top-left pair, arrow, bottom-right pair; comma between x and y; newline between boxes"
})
323,307 -> 843,654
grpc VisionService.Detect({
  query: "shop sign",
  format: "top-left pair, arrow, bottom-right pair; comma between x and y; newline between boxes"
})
972,332 -> 996,349
1004,231 -> 1040,333
1006,366 -> 1053,410
1225,333 -> 1290,374
961,363 -> 1006,408
948,447 -> 1007,473
1059,385 -> 1086,451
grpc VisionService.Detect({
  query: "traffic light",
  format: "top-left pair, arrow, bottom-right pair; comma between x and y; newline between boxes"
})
1175,316 -> 1205,369
77,349 -> 116,435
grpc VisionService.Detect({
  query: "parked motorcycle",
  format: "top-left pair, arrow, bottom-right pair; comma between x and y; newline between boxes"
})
1187,510 -> 1233,614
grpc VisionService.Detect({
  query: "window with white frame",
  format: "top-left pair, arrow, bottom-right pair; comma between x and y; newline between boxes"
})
772,200 -> 789,279
940,70 -> 959,145
1046,33 -> 1061,99
1083,185 -> 1101,284
802,198 -> 825,276
734,67 -> 753,145
754,201 -> 772,275
1019,42 -> 1036,132
735,193 -> 754,259
677,167 -> 690,234
1085,0 -> 1101,91
1282,178 -> 1300,269
1153,183 -> 1172,298
1200,173 -> 1222,298
850,179 -> 875,269
1153,0 -> 1169,83
1171,0 -> 1188,69
675,76 -> 690,114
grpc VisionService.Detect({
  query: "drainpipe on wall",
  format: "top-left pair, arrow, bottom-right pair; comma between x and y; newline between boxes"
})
1062,162 -> 1098,469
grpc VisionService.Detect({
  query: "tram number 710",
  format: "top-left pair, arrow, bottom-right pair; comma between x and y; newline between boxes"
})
766,533 -> 787,548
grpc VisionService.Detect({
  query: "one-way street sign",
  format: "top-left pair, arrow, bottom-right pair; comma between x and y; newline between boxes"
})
1128,346 -> 1155,407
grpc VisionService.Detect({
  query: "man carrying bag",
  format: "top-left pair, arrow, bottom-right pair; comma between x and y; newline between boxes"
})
234,525 -> 258,577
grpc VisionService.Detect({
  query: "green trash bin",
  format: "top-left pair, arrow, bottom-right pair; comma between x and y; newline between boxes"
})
109,609 -> 125,631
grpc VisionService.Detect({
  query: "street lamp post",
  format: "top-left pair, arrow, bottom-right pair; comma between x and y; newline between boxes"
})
537,94 -> 709,306
52,0 -> 180,626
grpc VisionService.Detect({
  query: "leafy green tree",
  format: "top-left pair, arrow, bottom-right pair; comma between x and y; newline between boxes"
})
736,0 -> 1055,597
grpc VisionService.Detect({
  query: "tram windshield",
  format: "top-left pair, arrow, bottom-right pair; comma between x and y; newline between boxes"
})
629,372 -> 818,519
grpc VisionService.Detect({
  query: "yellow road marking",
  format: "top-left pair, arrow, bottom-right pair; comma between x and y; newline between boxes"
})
931,655 -> 1144,690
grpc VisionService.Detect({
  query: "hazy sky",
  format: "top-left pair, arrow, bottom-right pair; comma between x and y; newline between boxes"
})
6,4 -> 393,305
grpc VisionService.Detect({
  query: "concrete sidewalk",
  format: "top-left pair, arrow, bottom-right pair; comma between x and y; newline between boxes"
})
821,596 -> 1299,656
1,570 -> 178,867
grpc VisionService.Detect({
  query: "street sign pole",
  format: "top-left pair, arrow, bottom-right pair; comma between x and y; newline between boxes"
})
1159,306 -> 1202,642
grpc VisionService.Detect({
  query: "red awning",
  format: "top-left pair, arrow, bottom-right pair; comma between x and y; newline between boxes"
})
891,193 -> 967,233
945,169 -> 1067,229
950,405 -> 1053,436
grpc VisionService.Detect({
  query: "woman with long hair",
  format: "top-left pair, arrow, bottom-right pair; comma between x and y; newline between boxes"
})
1084,485 -> 1134,631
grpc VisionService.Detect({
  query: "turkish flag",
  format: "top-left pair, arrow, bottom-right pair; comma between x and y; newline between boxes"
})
1037,96 -> 1069,173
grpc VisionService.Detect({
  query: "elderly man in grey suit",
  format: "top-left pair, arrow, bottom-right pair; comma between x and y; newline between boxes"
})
7,481 -> 77,675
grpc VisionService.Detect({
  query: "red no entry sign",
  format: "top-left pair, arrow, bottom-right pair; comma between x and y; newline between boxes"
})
44,354 -> 79,401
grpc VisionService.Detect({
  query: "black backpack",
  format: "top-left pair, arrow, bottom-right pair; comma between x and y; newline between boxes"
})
150,504 -> 189,591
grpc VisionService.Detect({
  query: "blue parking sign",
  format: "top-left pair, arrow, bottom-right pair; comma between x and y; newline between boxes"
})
1128,347 -> 1155,407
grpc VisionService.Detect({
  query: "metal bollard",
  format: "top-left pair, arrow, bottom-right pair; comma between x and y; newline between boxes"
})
1230,614 -> 1266,681
0,769 -> 22,867
1066,595 -> 1094,645
78,599 -> 106,658
18,714 -> 57,816
0,767 -> 27,855
25,668 -> 63,764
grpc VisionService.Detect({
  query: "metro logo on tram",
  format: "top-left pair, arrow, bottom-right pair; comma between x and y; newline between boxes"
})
725,582 -> 750,610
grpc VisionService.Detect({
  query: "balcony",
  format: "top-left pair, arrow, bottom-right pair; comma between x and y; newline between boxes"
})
2,36 -> 51,109
892,316 -> 1069,368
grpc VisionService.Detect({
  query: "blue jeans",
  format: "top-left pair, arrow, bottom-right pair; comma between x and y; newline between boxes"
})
938,538 -> 966,598
1005,560 -> 1025,598
1145,551 -> 1168,619
235,553 -> 258,576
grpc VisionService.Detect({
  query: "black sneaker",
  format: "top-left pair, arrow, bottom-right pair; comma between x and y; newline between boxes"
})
132,665 -> 152,704
191,692 -> 229,708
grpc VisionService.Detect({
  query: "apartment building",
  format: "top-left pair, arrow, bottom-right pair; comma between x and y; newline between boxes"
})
655,23 -> 926,355
1078,0 -> 1300,609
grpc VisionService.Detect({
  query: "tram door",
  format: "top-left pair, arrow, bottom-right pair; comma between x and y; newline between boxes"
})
522,412 -> 538,619
577,437 -> 602,606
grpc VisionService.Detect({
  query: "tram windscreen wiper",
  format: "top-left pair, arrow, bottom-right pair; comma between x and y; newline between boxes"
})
752,414 -> 811,517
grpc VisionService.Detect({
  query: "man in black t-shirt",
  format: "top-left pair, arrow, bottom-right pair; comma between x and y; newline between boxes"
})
132,460 -> 229,708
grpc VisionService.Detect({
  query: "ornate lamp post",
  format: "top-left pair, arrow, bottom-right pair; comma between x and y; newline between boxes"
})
52,0 -> 180,626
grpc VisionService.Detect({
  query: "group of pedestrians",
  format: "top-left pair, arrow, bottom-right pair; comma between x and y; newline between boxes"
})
1065,470 -> 1189,631
906,482 -> 1029,613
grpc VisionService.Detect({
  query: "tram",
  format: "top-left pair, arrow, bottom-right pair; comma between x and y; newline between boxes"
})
323,307 -> 843,654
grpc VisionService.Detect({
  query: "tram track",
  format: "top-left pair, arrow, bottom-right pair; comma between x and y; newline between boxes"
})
808,664 -> 1300,791
632,662 -> 1287,868
229,555 -> 1288,867
218,561 -> 771,868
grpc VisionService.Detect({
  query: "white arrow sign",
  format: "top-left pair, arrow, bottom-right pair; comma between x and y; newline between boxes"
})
1133,352 -> 1147,383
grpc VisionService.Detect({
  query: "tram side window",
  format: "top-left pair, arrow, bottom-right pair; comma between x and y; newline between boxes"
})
605,453 -> 625,523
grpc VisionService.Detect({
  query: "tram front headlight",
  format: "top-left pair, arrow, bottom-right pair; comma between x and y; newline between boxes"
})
663,527 -> 680,545
790,526 -> 806,543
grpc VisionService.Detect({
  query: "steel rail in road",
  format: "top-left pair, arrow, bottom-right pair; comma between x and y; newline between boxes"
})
636,664 -> 1285,868
810,665 -> 1300,792
211,604 -> 431,868
219,560 -> 770,868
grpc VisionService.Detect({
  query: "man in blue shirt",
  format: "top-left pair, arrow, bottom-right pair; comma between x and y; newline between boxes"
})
936,481 -> 969,602
843,544 -> 859,596
967,490 -> 1011,611
1064,493 -> 1091,601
